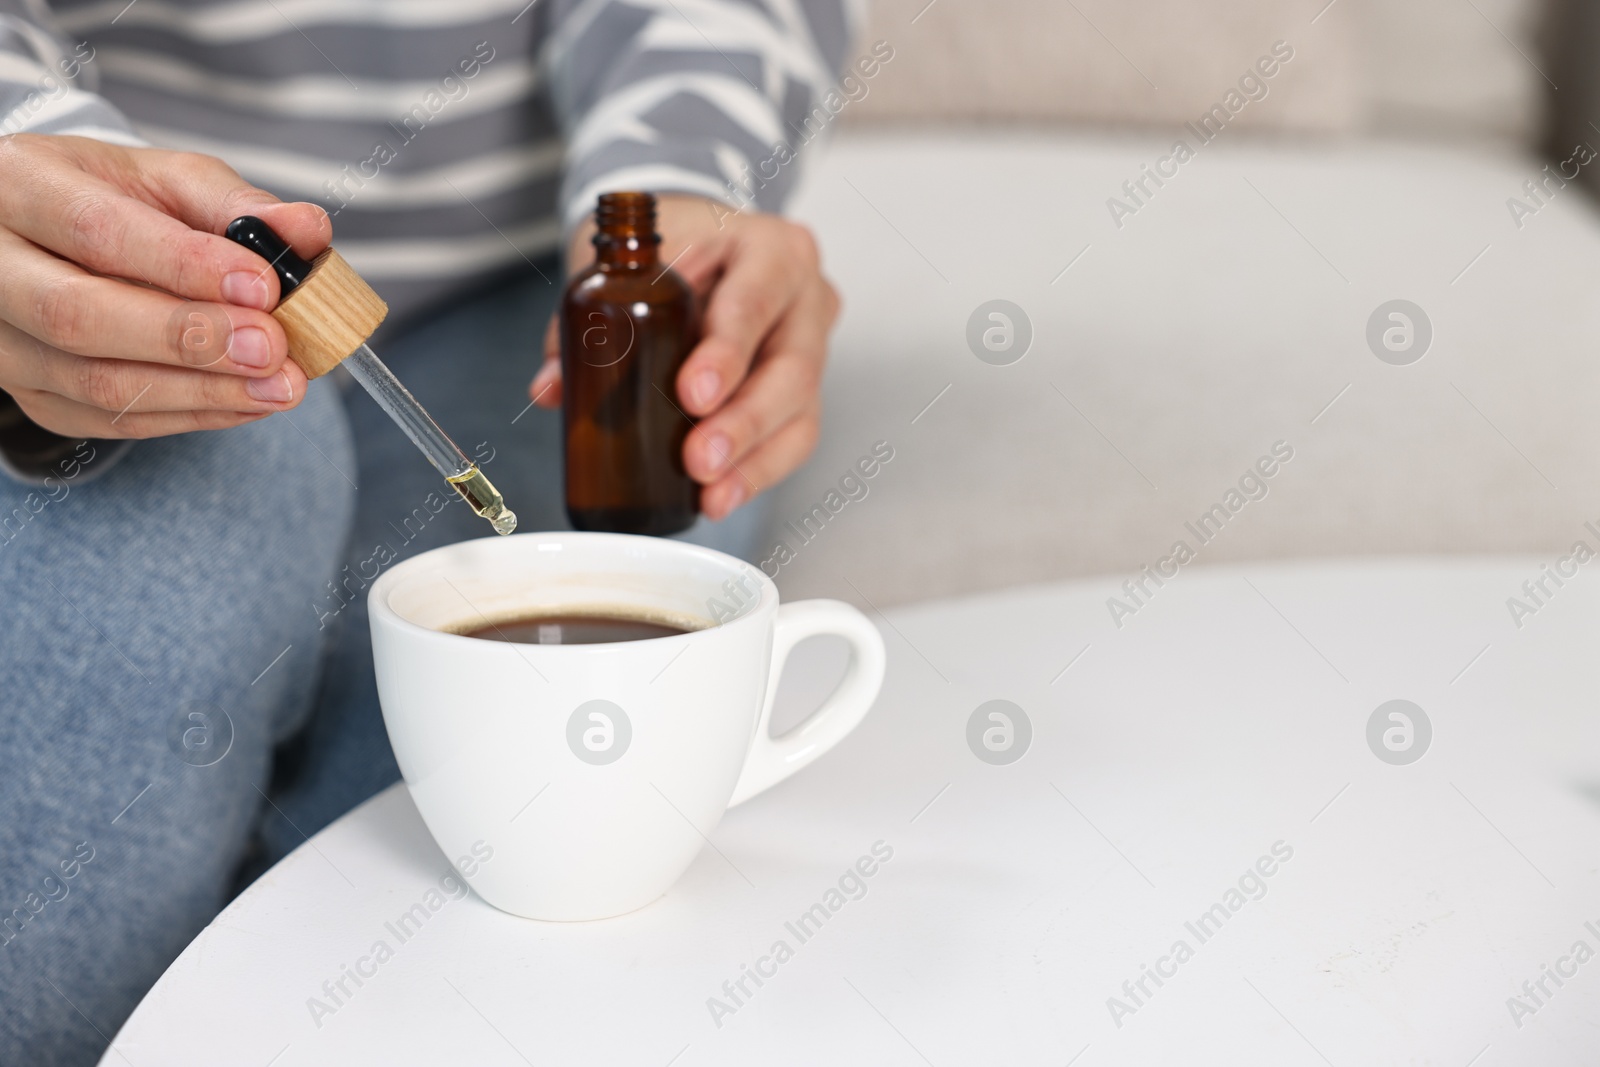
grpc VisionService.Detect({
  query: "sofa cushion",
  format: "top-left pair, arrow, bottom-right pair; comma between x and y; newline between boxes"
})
763,130 -> 1600,608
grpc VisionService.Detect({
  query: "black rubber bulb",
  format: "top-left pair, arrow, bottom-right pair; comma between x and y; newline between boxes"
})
224,216 -> 315,298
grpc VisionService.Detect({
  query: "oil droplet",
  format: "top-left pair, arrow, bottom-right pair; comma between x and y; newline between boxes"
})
491,509 -> 518,536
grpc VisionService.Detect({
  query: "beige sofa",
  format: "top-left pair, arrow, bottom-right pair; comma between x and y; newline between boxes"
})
760,0 -> 1597,610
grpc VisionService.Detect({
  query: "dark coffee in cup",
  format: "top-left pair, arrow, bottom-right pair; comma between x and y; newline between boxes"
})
456,610 -> 702,645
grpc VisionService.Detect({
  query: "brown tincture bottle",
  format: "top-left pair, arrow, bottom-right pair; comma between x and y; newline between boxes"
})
560,192 -> 699,536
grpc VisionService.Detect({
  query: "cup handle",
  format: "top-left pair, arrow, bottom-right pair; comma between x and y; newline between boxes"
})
726,599 -> 887,808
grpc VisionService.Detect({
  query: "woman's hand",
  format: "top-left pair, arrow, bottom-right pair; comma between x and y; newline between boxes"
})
0,134 -> 329,439
531,194 -> 840,520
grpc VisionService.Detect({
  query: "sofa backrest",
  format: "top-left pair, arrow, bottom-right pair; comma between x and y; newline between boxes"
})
848,0 -> 1547,145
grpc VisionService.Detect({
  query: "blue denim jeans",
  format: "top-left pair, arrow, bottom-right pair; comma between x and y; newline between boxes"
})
0,265 -> 763,1064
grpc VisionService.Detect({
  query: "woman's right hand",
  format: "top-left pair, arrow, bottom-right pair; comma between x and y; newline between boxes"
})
0,133 -> 330,439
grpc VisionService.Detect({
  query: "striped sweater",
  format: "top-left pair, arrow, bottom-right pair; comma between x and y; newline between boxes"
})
0,0 -> 859,314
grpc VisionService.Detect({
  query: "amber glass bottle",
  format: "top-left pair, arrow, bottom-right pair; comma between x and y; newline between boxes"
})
560,192 -> 699,536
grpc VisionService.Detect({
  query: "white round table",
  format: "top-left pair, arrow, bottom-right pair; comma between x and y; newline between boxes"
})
102,560 -> 1600,1066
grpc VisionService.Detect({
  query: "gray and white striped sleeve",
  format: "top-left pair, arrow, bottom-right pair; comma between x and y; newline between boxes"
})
0,0 -> 140,142
543,0 -> 858,232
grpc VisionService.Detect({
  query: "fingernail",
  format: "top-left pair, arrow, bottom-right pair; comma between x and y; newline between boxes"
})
703,432 -> 732,474
229,326 -> 271,368
720,483 -> 747,517
692,369 -> 721,408
221,271 -> 271,310
246,371 -> 294,403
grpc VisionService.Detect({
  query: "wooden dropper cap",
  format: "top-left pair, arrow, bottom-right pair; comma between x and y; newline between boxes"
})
223,216 -> 388,378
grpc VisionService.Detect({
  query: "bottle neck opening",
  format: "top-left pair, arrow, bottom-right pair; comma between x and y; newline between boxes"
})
593,191 -> 660,268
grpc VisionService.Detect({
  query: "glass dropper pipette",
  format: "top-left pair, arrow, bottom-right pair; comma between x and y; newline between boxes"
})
224,216 -> 516,535
341,343 -> 515,533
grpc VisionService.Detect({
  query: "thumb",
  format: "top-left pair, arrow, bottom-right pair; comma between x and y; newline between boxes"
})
531,313 -> 562,407
127,147 -> 331,258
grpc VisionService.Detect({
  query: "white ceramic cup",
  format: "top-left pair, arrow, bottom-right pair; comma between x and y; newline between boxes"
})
368,531 -> 886,921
